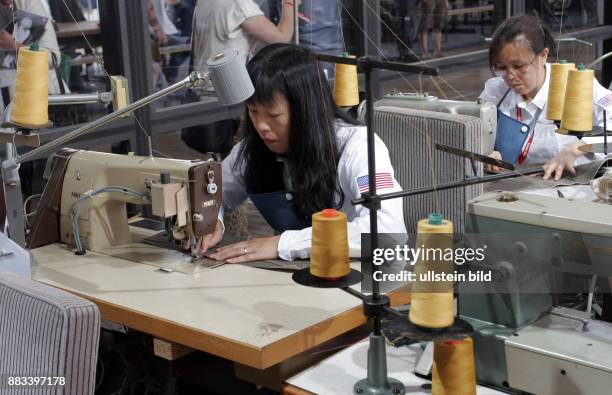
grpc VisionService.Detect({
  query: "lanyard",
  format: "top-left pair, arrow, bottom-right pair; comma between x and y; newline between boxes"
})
516,130 -> 535,164
515,105 -> 544,164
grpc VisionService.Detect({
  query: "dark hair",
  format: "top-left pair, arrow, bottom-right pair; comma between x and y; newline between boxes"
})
236,43 -> 359,219
488,15 -> 556,70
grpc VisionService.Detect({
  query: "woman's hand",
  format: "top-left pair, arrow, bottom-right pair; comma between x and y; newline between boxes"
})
208,235 -> 281,263
192,219 -> 224,255
484,151 -> 503,173
542,141 -> 585,181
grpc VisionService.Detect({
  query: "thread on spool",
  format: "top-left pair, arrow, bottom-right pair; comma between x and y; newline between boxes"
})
409,213 -> 454,329
310,208 -> 350,280
333,53 -> 359,107
546,61 -> 575,122
432,337 -> 477,395
10,47 -> 49,127
560,66 -> 594,133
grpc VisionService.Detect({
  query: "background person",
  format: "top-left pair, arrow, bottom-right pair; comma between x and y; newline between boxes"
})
479,15 -> 612,180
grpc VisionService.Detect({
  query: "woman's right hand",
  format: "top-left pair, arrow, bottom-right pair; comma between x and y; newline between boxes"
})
485,151 -> 503,173
194,219 -> 224,256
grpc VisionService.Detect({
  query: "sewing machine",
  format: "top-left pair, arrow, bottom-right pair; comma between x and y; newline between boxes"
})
28,148 -> 221,263
459,164 -> 612,395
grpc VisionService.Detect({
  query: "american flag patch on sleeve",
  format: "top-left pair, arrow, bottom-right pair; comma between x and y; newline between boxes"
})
355,173 -> 394,193
596,93 -> 612,111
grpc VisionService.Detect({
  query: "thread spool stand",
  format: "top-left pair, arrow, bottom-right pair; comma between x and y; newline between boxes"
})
292,55 -> 477,395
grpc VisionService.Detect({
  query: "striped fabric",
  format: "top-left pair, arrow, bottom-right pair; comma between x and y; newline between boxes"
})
0,270 -> 100,395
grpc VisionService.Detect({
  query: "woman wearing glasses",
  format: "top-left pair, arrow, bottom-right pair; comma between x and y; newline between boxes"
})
480,15 -> 611,180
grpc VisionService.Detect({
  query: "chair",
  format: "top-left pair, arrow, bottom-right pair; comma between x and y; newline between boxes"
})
0,270 -> 100,394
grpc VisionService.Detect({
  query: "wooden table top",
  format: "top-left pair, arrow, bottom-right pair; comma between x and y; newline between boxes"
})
31,241 -> 410,369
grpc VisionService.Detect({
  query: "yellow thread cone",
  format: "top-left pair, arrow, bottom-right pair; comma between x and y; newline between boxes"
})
409,213 -> 454,329
560,67 -> 594,133
432,338 -> 477,395
334,53 -> 359,107
310,209 -> 350,280
11,47 -> 49,127
546,62 -> 575,122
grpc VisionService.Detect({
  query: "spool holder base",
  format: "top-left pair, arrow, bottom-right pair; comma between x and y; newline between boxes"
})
382,314 -> 473,342
292,268 -> 362,288
1,120 -> 53,129
353,334 -> 405,395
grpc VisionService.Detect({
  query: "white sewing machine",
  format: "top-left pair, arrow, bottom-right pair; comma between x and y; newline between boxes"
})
28,149 -> 221,269
460,162 -> 612,395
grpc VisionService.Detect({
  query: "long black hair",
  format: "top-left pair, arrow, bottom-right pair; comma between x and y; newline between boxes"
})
489,15 -> 556,70
235,43 -> 359,219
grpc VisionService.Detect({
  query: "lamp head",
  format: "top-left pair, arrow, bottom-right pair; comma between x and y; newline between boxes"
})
206,49 -> 254,105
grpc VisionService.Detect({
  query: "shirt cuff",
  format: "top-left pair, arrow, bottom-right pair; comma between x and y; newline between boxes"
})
277,231 -> 294,261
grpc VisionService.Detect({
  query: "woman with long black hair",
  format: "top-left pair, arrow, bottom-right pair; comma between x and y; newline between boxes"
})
197,43 -> 406,262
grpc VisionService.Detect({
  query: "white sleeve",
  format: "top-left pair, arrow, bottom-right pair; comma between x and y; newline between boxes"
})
479,76 -> 507,106
226,0 -> 264,34
218,142 -> 249,225
277,132 -> 407,261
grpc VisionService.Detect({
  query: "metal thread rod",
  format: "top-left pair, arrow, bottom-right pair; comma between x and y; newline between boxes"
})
293,0 -> 299,45
365,68 -> 380,302
48,92 -> 113,105
16,72 -> 207,164
342,287 -> 366,300
352,167 -> 545,206
365,66 -> 386,337
315,53 -> 438,76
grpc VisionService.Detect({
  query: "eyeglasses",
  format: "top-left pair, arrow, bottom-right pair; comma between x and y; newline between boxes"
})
492,54 -> 538,78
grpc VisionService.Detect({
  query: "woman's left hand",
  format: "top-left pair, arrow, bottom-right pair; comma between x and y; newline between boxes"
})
542,141 -> 585,181
208,235 -> 281,263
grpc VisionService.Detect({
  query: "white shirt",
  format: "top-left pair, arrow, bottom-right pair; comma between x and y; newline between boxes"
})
479,63 -> 612,166
219,121 -> 408,260
192,0 -> 263,75
152,0 -> 179,36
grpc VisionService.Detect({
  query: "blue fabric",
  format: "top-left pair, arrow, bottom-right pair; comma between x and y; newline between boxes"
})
494,110 -> 531,164
248,190 -> 310,232
494,88 -> 543,164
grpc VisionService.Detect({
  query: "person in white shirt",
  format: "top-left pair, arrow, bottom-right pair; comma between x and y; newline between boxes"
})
191,0 -> 296,75
479,15 -> 612,181
195,44 -> 407,262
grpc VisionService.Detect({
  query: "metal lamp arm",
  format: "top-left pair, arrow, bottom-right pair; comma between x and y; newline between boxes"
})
14,71 -> 209,165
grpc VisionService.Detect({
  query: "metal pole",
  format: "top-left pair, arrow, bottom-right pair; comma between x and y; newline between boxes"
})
363,0 -> 382,99
48,92 -> 113,105
293,0 -> 299,45
353,167 -> 545,205
0,103 -> 26,247
15,73 -> 206,164
365,66 -> 383,336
